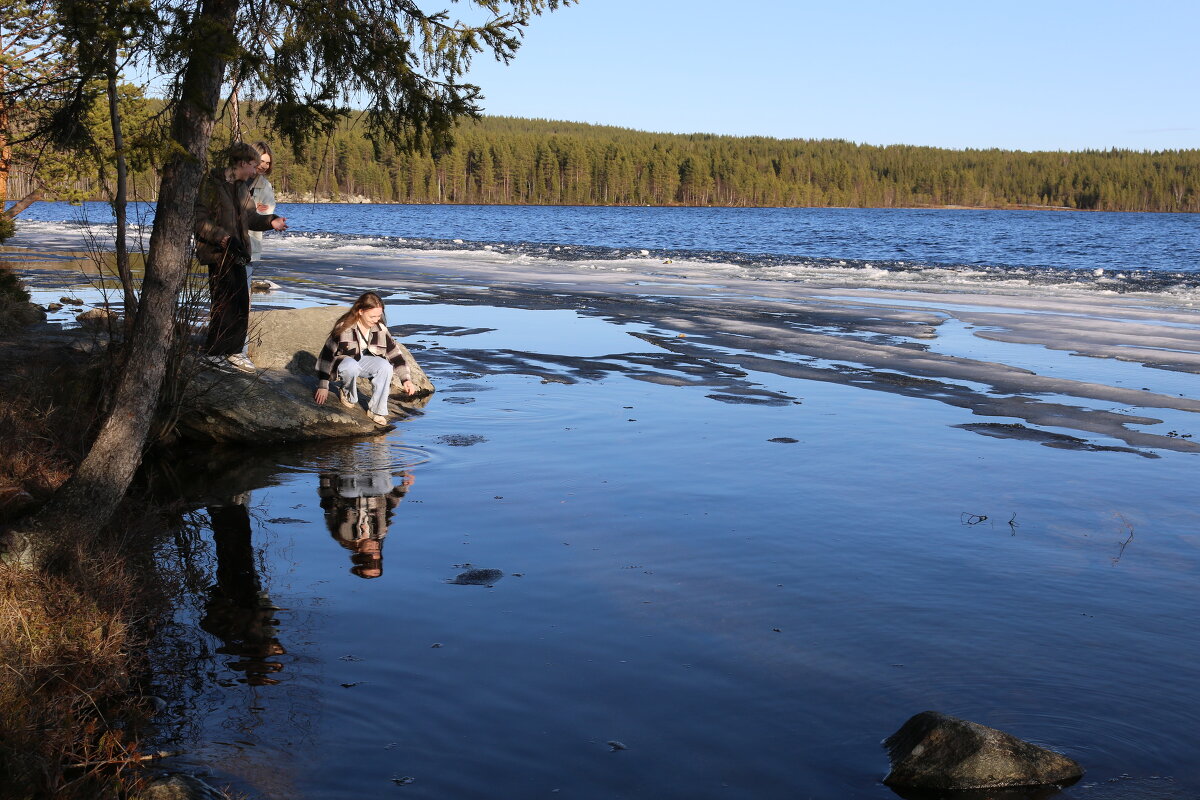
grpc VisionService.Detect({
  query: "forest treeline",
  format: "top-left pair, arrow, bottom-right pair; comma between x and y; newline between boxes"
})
18,112 -> 1200,212
244,115 -> 1200,212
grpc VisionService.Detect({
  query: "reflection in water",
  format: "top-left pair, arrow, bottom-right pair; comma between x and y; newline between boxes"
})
200,497 -> 286,685
318,440 -> 414,579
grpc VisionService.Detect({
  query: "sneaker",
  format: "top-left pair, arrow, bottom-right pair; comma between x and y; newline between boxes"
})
227,353 -> 257,373
201,354 -> 233,370
338,387 -> 356,408
367,412 -> 389,426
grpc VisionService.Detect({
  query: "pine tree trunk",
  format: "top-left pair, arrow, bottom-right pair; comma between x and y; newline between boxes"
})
5,0 -> 242,565
0,74 -> 9,208
107,59 -> 138,334
3,188 -> 41,219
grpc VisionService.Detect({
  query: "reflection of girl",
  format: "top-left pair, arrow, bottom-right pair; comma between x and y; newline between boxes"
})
319,472 -> 413,579
313,292 -> 416,426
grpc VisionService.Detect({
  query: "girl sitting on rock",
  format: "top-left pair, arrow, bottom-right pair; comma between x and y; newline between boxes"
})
313,292 -> 416,426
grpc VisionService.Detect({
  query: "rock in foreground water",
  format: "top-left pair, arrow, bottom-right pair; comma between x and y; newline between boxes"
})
883,711 -> 1083,791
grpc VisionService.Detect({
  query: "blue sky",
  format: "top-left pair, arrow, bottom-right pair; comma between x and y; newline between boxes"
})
461,0 -> 1198,152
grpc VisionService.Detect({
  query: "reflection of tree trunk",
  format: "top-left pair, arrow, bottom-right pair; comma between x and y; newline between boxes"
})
107,58 -> 137,333
8,0 -> 242,564
207,504 -> 262,608
201,502 -> 284,685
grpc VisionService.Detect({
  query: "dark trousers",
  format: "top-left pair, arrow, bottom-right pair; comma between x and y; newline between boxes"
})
204,259 -> 249,356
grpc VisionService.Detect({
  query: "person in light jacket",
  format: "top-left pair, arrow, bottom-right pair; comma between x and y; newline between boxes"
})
240,140 -> 278,360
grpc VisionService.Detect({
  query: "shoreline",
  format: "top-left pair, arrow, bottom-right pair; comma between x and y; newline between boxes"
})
5,198 -> 1157,214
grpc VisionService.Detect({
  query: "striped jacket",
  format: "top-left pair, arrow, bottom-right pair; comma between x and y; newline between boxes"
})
316,323 -> 412,390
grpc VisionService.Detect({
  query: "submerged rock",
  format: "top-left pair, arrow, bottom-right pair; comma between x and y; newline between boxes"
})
883,711 -> 1083,791
449,568 -> 504,585
436,433 -> 487,446
134,772 -> 227,800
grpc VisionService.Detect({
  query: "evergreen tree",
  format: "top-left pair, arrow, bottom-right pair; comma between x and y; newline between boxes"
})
13,0 -> 573,559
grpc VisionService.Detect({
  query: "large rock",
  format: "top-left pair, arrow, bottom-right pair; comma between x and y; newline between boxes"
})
883,711 -> 1083,791
0,300 -> 46,333
175,306 -> 433,443
248,305 -> 434,395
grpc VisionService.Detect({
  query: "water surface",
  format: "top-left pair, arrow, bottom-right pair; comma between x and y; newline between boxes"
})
8,204 -> 1200,799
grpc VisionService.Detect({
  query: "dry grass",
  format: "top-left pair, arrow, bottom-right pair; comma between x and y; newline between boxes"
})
0,263 -> 37,337
0,564 -> 148,796
0,262 -> 180,798
0,355 -> 106,526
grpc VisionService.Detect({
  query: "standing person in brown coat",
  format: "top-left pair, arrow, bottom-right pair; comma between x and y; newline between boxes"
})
194,142 -> 288,371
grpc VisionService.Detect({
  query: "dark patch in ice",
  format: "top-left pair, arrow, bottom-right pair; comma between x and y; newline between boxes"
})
706,393 -> 792,406
955,423 -> 1159,458
393,285 -> 1199,456
391,323 -> 495,338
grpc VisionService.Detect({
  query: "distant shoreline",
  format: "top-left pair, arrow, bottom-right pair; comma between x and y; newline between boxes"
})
0,197 -> 1131,214
266,196 -> 1088,213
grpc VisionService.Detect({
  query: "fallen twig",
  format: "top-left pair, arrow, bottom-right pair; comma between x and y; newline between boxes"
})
65,750 -> 181,770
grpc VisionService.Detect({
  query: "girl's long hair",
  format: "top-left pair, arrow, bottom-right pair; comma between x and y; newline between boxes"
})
332,292 -> 386,336
253,140 -> 274,175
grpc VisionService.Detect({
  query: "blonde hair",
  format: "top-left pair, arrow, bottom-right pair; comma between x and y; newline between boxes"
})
332,292 -> 386,336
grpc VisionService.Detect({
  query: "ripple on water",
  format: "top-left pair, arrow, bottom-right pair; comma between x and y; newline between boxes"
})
271,436 -> 433,475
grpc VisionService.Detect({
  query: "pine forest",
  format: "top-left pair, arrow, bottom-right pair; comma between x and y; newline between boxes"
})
27,113 -> 1200,212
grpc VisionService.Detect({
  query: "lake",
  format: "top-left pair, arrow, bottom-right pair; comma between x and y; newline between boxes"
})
7,204 -> 1200,799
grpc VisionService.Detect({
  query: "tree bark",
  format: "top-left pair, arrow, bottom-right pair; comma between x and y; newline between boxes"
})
107,58 -> 138,333
6,0 -> 242,562
1,82 -> 10,208
229,85 -> 242,142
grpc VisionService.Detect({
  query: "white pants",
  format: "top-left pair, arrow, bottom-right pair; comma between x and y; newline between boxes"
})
339,355 -> 393,416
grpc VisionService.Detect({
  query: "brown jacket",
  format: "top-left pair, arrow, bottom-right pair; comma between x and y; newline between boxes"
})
194,167 -> 277,265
